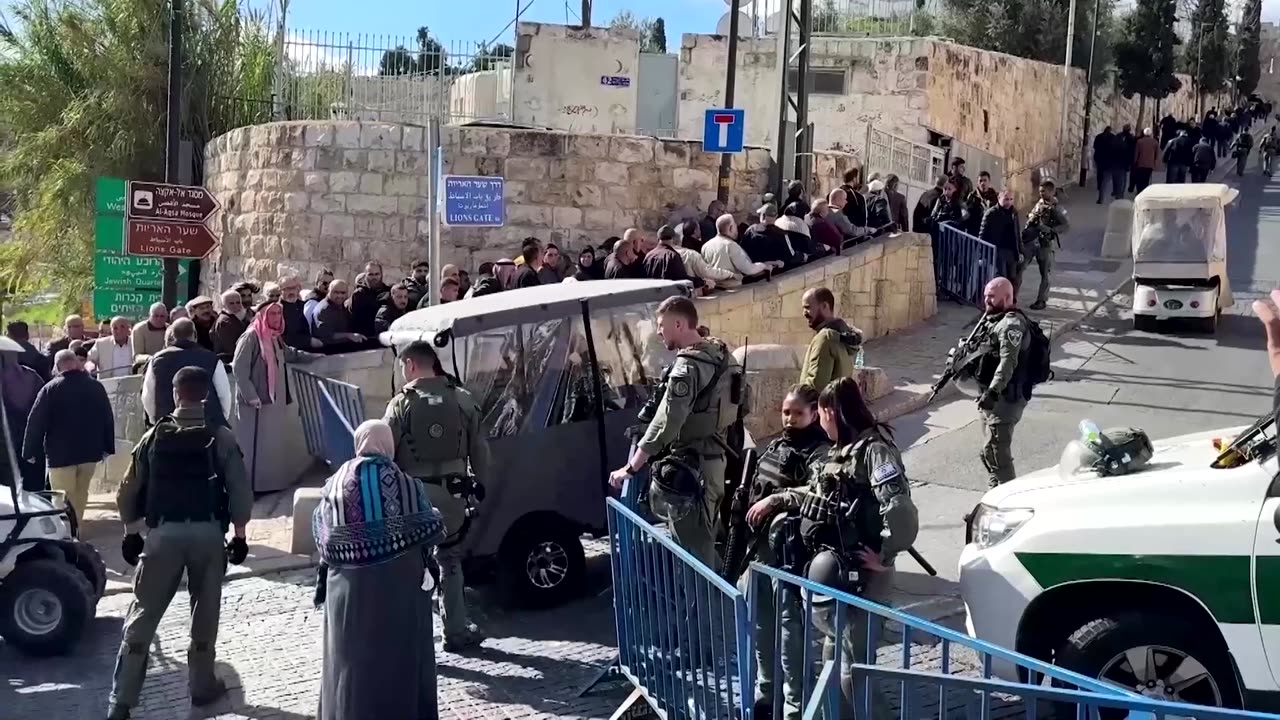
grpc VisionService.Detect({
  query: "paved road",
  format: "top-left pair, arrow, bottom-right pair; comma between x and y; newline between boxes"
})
897,164 -> 1280,624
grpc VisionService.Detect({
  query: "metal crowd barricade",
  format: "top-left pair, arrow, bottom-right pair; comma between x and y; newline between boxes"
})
606,497 -> 752,719
289,368 -> 366,467
752,564 -> 1278,720
935,222 -> 998,308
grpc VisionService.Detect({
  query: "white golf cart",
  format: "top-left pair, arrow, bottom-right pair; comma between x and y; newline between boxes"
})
1131,183 -> 1236,333
0,336 -> 107,655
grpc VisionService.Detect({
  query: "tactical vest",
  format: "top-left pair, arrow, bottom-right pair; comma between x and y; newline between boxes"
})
807,431 -> 888,555
150,341 -> 227,427
751,434 -> 821,504
396,380 -> 469,477
144,419 -> 224,527
975,313 -> 1030,401
677,340 -> 742,440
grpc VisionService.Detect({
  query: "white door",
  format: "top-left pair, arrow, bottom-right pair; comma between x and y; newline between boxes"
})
1254,488 -> 1280,688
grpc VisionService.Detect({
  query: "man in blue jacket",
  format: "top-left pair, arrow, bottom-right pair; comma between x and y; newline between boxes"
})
22,349 -> 115,518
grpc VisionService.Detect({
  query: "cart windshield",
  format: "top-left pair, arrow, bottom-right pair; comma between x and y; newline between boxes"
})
1132,206 -> 1223,263
444,300 -> 676,438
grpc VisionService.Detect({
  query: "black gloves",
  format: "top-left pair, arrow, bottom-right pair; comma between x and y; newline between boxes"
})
121,533 -> 144,566
978,389 -> 999,411
226,537 -> 249,565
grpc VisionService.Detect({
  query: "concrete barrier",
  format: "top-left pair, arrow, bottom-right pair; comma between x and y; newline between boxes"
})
1101,199 -> 1134,259
291,486 -> 325,555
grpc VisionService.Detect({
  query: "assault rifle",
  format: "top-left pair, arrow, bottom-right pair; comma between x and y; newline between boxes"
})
927,312 -> 991,402
720,448 -> 762,583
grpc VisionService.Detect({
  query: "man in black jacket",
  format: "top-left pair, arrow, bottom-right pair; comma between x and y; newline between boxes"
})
279,275 -> 321,351
979,190 -> 1023,296
402,260 -> 430,309
513,245 -> 542,288
22,349 -> 115,518
838,169 -> 868,227
347,261 -> 390,337
6,320 -> 51,381
643,225 -> 696,284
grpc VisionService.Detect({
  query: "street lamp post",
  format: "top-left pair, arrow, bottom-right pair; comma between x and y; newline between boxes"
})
1056,0 -> 1079,181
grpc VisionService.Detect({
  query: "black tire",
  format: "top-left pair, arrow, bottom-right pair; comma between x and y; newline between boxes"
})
72,543 -> 108,602
1055,612 -> 1241,718
1195,311 -> 1218,334
1133,314 -> 1158,332
498,520 -> 586,609
0,559 -> 95,657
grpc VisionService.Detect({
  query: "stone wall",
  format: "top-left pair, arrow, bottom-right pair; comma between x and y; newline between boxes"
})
696,232 -> 936,349
513,22 -> 641,135
677,34 -> 931,154
203,121 -> 860,288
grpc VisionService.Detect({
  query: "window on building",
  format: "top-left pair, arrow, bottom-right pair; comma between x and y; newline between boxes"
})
785,68 -> 847,96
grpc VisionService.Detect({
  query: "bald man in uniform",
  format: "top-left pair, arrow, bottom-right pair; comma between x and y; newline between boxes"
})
976,277 -> 1031,487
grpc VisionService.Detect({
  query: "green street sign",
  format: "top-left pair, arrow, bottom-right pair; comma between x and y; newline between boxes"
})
93,288 -> 160,320
92,178 -> 189,320
95,177 -> 126,216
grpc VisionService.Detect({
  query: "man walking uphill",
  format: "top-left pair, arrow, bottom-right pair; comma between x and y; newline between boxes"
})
107,366 -> 252,720
798,287 -> 863,393
22,350 -> 115,518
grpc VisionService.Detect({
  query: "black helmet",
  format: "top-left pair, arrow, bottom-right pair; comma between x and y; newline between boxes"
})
806,549 -> 851,606
648,455 -> 704,524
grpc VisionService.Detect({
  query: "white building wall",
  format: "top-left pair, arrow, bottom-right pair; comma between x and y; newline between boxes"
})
512,22 -> 641,135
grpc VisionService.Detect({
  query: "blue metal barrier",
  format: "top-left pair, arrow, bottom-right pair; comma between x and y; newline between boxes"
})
289,368 -> 366,467
607,497 -> 752,719
935,222 -> 998,308
753,564 -> 1279,720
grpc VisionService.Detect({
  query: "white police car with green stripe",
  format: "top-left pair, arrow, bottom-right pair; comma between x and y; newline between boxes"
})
960,414 -> 1280,713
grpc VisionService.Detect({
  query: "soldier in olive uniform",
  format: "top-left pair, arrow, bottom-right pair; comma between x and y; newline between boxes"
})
609,295 -> 741,567
976,277 -> 1031,487
108,366 -> 252,720
770,377 -> 919,720
385,340 -> 491,652
1022,179 -> 1070,310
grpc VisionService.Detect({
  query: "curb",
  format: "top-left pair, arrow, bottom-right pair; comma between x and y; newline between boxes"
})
102,555 -> 317,597
876,272 -> 1134,423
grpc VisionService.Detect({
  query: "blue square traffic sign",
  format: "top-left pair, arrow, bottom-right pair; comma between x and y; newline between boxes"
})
702,108 -> 745,154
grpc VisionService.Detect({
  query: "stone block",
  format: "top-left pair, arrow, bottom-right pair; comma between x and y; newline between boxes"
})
283,192 -> 309,213
360,124 -> 402,149
461,131 -> 489,156
341,150 -> 365,170
673,167 -> 714,191
311,194 -> 346,213
335,124 -> 361,148
507,205 -> 554,226
402,125 -> 424,152
359,173 -> 384,194
476,157 -> 505,176
595,162 -> 630,185
571,184 -> 604,209
347,194 -> 399,215
313,148 -> 342,171
583,208 -> 614,230
511,131 -> 568,157
502,181 -> 529,204
303,172 -> 328,193
528,183 -> 571,206
354,216 -> 384,239
486,132 -> 512,157
321,214 -> 355,238
655,141 -> 692,167
384,174 -> 418,196
553,206 -> 583,228
237,191 -> 256,213
446,156 -> 479,176
603,185 -> 637,210
569,134 -> 610,159
505,157 -> 549,181
611,137 -> 654,164
368,150 -> 396,173
330,172 -> 360,193
629,164 -> 662,186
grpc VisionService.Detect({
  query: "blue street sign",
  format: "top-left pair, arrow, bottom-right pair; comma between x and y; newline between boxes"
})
702,108 -> 745,153
443,175 -> 505,227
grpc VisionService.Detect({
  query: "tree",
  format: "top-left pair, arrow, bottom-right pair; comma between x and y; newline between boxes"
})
0,0 -> 279,310
1114,0 -> 1183,126
609,10 -> 667,53
941,0 -> 1119,72
1183,0 -> 1230,96
416,26 -> 447,74
1237,0 -> 1261,96
467,43 -> 514,73
378,46 -> 419,76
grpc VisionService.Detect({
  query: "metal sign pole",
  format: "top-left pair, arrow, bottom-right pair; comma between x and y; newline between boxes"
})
427,119 -> 442,308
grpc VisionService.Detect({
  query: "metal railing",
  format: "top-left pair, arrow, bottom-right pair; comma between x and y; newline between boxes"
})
289,367 -> 365,467
935,221 -> 997,308
865,126 -> 947,195
781,564 -> 1280,720
248,31 -> 515,128
753,0 -> 942,37
607,498 -> 752,719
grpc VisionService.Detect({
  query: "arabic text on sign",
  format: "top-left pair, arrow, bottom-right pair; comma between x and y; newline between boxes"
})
600,75 -> 631,87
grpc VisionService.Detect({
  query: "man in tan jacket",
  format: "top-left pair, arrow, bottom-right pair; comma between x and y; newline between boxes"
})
1131,128 -> 1160,195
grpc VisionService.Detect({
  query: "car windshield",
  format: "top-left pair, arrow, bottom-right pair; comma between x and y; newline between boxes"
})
444,300 -> 676,438
1214,411 -> 1277,468
1133,206 -> 1221,263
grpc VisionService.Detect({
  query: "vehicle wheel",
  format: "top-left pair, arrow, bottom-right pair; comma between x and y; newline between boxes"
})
499,521 -> 586,609
1133,314 -> 1158,332
72,543 -> 108,602
1055,612 -> 1241,719
1194,312 -> 1218,334
0,559 -> 95,657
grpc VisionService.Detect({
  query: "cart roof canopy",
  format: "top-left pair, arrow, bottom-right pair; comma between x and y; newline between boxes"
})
381,279 -> 692,346
1132,182 -> 1239,210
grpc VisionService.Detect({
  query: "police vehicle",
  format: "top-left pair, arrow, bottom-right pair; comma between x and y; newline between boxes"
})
0,336 -> 108,655
960,414 -> 1280,713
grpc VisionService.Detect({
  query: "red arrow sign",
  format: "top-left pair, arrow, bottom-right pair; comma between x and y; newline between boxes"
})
126,220 -> 219,259
126,181 -> 220,223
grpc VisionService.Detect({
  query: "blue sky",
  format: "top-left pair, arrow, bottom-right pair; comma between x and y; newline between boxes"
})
285,0 -> 740,48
